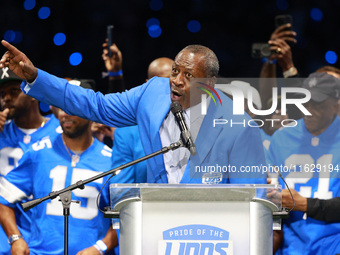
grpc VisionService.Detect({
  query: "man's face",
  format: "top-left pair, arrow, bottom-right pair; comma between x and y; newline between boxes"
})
58,109 -> 91,138
0,81 -> 31,119
303,97 -> 339,136
170,50 -> 207,110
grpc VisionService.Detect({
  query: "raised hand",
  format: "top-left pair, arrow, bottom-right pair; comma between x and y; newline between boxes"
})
102,41 -> 122,73
0,108 -> 9,132
0,40 -> 38,82
270,23 -> 297,44
268,38 -> 294,71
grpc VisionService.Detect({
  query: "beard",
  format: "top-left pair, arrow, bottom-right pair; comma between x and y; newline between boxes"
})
62,121 -> 90,138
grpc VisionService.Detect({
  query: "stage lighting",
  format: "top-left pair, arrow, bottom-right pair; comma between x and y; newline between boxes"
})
69,52 -> 83,66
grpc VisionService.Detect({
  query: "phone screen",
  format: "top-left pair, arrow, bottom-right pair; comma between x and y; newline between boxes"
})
107,25 -> 114,58
275,15 -> 293,28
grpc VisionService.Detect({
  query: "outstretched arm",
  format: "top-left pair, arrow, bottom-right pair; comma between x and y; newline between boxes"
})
0,39 -> 151,129
0,40 -> 38,82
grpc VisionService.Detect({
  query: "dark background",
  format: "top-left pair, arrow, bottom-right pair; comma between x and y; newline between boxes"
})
2,0 -> 340,92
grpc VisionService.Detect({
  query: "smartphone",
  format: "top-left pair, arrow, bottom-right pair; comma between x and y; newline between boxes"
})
107,25 -> 114,58
251,43 -> 272,58
275,14 -> 293,28
275,14 -> 295,47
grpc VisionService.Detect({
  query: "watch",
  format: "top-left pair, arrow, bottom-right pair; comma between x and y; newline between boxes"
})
8,234 -> 24,245
283,66 -> 298,78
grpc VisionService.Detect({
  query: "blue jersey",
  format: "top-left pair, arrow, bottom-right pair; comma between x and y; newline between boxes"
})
0,115 -> 61,151
0,115 -> 60,254
0,134 -> 113,255
259,128 -> 271,151
267,117 -> 340,255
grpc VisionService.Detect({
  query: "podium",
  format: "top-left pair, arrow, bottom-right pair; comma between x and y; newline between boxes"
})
108,184 -> 282,255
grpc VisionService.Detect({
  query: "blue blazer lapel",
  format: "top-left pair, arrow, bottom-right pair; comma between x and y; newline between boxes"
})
194,101 -> 224,165
181,98 -> 224,183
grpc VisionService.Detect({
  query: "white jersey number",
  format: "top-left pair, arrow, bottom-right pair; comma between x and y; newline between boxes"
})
284,154 -> 333,199
46,166 -> 103,220
0,147 -> 23,176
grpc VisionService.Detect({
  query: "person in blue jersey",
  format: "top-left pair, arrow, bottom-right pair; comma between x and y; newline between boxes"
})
0,105 -> 118,255
0,40 -> 266,185
0,67 -> 60,255
268,72 -> 340,254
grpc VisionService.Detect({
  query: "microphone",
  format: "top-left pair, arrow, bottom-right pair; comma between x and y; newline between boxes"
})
170,101 -> 197,155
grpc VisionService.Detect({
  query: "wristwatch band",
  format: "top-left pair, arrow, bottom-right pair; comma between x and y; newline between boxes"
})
8,234 -> 24,245
283,66 -> 298,78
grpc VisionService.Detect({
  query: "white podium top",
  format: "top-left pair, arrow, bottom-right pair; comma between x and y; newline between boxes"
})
109,183 -> 282,213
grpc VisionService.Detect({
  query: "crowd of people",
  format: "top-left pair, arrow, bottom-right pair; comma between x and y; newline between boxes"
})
0,20 -> 339,255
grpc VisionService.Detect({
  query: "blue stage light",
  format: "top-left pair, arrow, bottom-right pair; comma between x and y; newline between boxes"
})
148,25 -> 162,38
69,52 -> 83,66
325,51 -> 337,64
53,33 -> 66,46
13,31 -> 23,44
4,30 -> 15,43
38,7 -> 51,19
310,8 -> 323,21
187,20 -> 201,33
146,17 -> 160,28
23,0 -> 36,10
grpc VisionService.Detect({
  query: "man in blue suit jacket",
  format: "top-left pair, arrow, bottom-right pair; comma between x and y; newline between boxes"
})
0,40 -> 266,184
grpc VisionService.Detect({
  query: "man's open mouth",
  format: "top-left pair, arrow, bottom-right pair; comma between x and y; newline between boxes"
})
172,90 -> 181,97
171,90 -> 182,101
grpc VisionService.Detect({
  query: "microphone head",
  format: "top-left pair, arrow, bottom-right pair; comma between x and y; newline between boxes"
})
170,101 -> 183,114
190,145 -> 197,156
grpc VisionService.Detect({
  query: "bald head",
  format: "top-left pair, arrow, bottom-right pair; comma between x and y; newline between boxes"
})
147,57 -> 174,79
